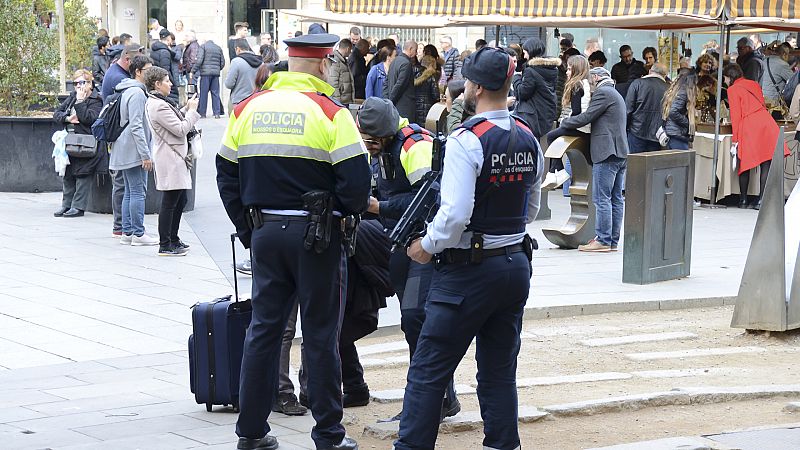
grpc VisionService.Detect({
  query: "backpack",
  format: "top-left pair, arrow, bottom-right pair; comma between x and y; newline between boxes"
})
91,86 -> 142,142
781,70 -> 800,105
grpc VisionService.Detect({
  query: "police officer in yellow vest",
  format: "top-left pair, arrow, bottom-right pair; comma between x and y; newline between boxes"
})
217,33 -> 371,450
356,98 -> 461,422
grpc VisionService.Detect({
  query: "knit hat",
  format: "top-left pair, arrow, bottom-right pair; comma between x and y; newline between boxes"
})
357,98 -> 400,138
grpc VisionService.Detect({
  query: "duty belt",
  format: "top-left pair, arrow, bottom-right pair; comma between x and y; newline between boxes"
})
438,243 -> 527,265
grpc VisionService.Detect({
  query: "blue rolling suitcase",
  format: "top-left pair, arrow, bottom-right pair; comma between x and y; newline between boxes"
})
189,233 -> 252,412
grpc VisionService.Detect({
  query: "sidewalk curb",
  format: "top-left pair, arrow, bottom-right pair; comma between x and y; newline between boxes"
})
523,296 -> 737,320
542,385 -> 800,417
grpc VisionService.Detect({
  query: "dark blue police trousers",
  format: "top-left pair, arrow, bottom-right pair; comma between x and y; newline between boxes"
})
395,252 -> 530,449
236,218 -> 347,447
390,252 -> 457,405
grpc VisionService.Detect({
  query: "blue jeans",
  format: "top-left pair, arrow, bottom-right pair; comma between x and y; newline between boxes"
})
592,156 -> 626,246
121,166 -> 147,236
627,133 -> 662,153
668,136 -> 690,150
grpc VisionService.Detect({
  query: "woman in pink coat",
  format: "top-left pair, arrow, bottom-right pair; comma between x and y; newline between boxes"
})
143,66 -> 201,256
724,63 -> 789,209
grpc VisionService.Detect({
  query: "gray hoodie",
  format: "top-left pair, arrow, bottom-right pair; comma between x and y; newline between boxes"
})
225,51 -> 263,104
109,78 -> 152,171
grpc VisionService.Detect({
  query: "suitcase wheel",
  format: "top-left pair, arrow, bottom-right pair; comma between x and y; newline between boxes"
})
206,403 -> 213,412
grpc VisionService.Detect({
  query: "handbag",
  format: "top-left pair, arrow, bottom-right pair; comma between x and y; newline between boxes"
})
187,128 -> 203,159
145,102 -> 195,171
64,133 -> 98,158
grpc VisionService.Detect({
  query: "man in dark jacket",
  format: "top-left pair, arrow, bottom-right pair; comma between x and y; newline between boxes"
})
191,39 -> 225,118
384,40 -> 418,122
560,67 -> 629,253
611,45 -> 646,99
182,31 -> 200,85
625,63 -> 669,153
101,43 -> 142,101
440,36 -> 460,83
150,29 -> 181,101
349,34 -> 368,100
92,36 -> 111,91
513,37 -> 559,139
737,37 -> 764,82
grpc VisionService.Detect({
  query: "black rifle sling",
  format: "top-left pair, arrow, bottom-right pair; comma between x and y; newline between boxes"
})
475,116 -> 518,208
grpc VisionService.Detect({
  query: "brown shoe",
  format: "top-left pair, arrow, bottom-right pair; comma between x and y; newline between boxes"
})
578,238 -> 611,252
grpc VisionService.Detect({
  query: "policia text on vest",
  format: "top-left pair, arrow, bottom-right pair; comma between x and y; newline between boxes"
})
251,112 -> 305,135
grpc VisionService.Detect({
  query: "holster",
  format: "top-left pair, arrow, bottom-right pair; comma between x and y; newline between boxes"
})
522,234 -> 537,262
342,215 -> 360,257
301,190 -> 334,253
245,207 -> 264,230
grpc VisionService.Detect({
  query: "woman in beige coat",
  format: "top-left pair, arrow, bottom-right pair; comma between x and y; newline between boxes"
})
143,66 -> 201,256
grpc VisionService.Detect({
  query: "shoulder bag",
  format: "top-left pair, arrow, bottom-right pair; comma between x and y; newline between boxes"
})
64,132 -> 98,158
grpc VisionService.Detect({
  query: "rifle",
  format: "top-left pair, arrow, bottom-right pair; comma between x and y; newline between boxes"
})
388,124 -> 445,252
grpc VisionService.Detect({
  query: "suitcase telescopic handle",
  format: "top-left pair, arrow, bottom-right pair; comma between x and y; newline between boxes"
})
231,233 -> 239,303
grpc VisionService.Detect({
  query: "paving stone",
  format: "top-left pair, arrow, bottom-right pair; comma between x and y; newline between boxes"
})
73,414 -> 213,440
44,378 -> 182,401
184,410 -> 239,426
356,340 -> 408,356
58,431 -> 203,450
70,366 -> 179,384
580,331 -> 698,347
677,385 -> 800,404
632,368 -> 743,379
0,360 -> 115,383
518,406 -> 549,423
8,410 -> 131,433
626,346 -> 766,361
542,391 -> 691,417
269,413 -> 318,433
0,428 -> 101,449
0,389 -> 67,409
0,374 -> 88,392
362,421 -> 399,440
277,431 -> 316,449
440,410 -> 483,432
361,355 -> 408,369
24,392 -> 167,416
516,372 -> 632,387
784,402 -> 800,412
95,352 -> 187,369
371,384 -> 476,403
0,406 -> 46,423
587,436 -> 737,450
100,398 -> 204,421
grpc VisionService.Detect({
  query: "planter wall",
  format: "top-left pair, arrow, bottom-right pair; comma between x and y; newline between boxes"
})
87,163 -> 196,214
0,117 -> 63,192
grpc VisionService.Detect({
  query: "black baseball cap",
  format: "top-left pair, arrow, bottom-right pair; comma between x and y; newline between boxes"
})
460,47 -> 515,91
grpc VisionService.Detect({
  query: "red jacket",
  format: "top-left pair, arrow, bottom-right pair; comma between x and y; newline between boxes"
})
728,78 -> 789,174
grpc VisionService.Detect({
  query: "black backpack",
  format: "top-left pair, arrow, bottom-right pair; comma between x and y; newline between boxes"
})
91,86 -> 143,142
782,70 -> 800,106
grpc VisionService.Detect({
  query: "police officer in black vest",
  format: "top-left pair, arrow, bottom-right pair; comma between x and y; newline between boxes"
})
396,46 -> 544,449
356,98 -> 460,421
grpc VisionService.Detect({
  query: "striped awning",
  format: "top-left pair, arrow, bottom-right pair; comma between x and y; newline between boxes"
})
328,0 -> 723,19
729,0 -> 797,20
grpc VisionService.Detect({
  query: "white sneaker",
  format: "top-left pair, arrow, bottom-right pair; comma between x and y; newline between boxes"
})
131,234 -> 159,246
120,234 -> 133,245
542,172 -> 558,189
553,169 -> 570,188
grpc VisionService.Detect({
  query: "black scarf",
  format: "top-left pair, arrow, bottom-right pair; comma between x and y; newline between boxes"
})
148,91 -> 184,120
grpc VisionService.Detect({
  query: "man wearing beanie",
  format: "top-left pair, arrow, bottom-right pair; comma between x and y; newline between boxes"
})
396,47 -> 543,449
356,97 -> 461,423
560,66 -> 629,252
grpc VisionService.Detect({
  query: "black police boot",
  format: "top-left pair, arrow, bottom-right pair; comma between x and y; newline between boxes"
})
54,206 -> 69,217
318,437 -> 359,450
343,385 -> 370,408
237,435 -> 278,450
440,397 -> 461,422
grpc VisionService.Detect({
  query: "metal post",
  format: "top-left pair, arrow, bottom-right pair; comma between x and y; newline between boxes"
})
668,33 -> 674,76
705,21 -> 728,208
55,0 -> 67,94
495,25 -> 500,47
